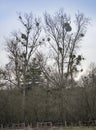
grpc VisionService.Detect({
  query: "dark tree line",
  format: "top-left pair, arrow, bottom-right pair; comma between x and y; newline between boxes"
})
0,9 -> 95,126
0,80 -> 96,125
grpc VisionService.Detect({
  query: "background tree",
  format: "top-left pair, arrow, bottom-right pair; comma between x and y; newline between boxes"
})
80,63 -> 96,121
0,68 -> 6,88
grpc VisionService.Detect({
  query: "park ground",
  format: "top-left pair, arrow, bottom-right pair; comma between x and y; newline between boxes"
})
3,126 -> 96,130
35,127 -> 96,130
59,126 -> 96,130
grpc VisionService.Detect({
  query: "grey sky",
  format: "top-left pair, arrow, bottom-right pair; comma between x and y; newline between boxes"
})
0,0 -> 96,73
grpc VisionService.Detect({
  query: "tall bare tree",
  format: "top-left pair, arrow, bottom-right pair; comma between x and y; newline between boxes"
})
44,10 -> 89,88
7,13 -> 42,122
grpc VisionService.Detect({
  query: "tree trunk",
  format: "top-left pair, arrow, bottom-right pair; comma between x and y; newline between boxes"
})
22,82 -> 26,123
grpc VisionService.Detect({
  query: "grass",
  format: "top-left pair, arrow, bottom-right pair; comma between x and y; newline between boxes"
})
1,126 -> 96,130
57,126 -> 96,130
36,126 -> 96,130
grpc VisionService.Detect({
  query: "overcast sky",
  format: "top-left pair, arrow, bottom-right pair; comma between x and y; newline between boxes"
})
0,0 -> 96,73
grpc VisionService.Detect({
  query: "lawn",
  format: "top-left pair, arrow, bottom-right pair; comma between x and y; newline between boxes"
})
58,126 -> 96,130
1,127 -> 96,130
37,126 -> 96,130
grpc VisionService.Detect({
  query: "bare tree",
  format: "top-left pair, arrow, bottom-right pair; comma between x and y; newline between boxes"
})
44,10 -> 89,88
0,67 -> 7,88
7,13 -> 42,122
81,64 -> 96,120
